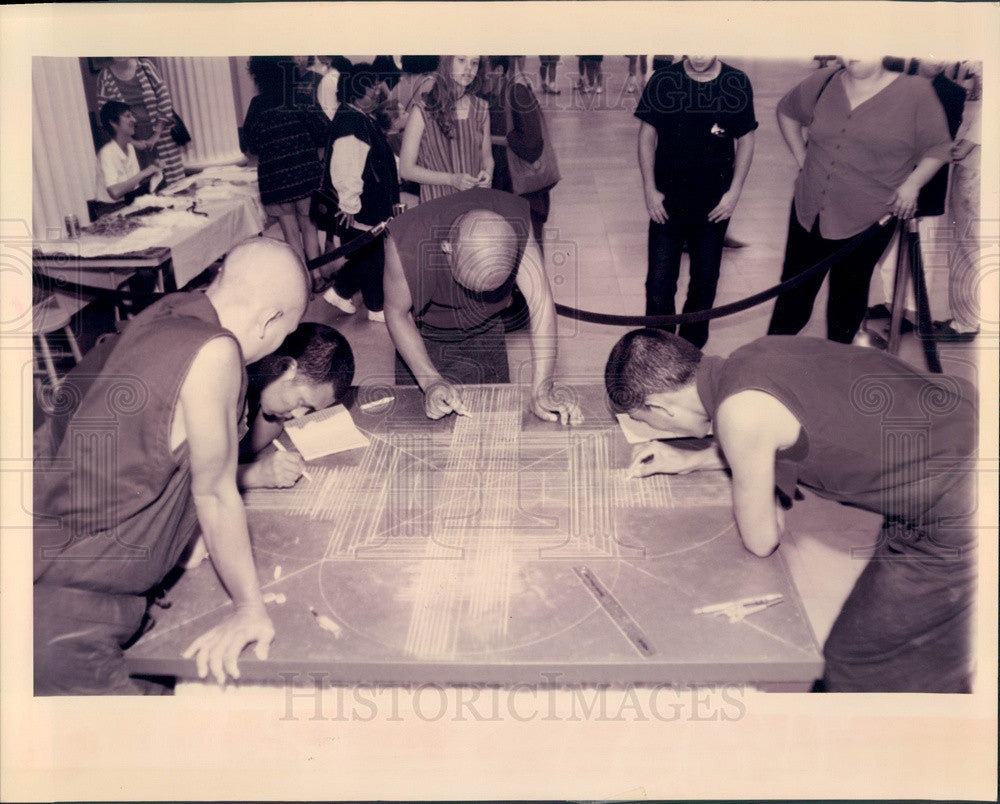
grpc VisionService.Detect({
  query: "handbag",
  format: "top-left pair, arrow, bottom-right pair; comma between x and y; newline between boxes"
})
503,76 -> 560,196
309,139 -> 340,231
169,111 -> 192,147
137,61 -> 192,147
309,185 -> 340,232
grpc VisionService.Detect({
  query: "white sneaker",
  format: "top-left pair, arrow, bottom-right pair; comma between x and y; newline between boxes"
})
367,309 -> 386,323
323,287 -> 356,314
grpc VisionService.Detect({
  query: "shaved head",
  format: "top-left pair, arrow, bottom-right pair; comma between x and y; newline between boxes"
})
447,210 -> 519,292
214,237 -> 309,311
207,237 -> 310,362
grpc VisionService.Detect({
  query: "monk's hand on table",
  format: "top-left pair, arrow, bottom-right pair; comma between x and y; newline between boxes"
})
424,380 -> 471,420
628,441 -> 694,478
182,602 -> 274,685
261,450 -> 305,488
531,386 -> 583,426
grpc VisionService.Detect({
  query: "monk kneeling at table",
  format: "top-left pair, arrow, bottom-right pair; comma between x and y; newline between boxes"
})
605,329 -> 977,693
383,187 -> 581,425
34,237 -> 309,694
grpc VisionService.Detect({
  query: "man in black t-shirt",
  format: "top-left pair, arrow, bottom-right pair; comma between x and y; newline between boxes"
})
635,56 -> 758,348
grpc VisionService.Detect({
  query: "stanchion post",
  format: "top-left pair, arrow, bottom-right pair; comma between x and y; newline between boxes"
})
886,218 -> 910,355
907,217 -> 943,373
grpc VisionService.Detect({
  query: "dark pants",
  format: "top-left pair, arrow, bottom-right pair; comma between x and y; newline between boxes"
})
333,225 -> 385,313
34,584 -> 148,695
823,469 -> 976,692
768,205 -> 896,344
646,216 -> 730,348
395,320 -> 510,386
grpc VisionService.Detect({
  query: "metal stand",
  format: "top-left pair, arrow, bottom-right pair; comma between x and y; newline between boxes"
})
864,218 -> 943,373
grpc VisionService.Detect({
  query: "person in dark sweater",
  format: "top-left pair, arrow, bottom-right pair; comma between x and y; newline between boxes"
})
605,329 -> 977,693
320,64 -> 401,322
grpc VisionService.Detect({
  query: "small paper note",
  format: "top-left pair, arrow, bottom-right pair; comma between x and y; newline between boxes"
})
284,404 -> 370,461
615,413 -> 678,444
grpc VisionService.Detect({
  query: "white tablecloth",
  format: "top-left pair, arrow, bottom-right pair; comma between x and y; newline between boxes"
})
35,167 -> 266,288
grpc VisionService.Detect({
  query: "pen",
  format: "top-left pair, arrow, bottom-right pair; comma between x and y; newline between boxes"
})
271,438 -> 313,482
360,395 -> 395,411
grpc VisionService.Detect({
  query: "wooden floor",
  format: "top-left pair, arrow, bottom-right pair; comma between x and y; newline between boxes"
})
274,56 -> 978,650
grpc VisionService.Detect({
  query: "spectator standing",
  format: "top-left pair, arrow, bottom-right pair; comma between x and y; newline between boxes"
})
636,55 -> 758,348
767,58 -> 952,344
243,56 -> 328,264
96,57 -> 186,186
321,65 -> 401,322
399,55 -> 493,203
538,56 -> 561,95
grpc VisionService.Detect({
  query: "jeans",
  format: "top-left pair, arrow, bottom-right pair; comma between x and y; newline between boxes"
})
645,215 -> 730,348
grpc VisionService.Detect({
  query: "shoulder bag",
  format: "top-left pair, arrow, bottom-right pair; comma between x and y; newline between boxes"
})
504,75 -> 560,196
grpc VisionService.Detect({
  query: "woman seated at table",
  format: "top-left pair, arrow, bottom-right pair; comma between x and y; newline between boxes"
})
239,321 -> 355,489
95,100 -> 163,209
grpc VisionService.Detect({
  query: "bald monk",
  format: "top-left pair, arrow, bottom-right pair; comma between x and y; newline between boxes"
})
33,237 -> 309,694
383,188 -> 581,423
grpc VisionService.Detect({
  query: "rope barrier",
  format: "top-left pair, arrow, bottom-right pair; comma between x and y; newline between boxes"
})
34,219 -> 393,303
554,217 -> 895,327
37,214 -> 896,333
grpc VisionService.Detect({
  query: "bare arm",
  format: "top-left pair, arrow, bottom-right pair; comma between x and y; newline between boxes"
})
382,235 -> 469,418
179,337 -> 273,682
777,110 -> 808,169
890,155 -> 947,219
708,130 -> 756,222
638,121 -> 667,224
105,164 -> 162,201
628,440 -> 728,477
477,106 -> 494,186
515,237 -> 581,425
382,235 -> 442,391
715,394 -> 786,557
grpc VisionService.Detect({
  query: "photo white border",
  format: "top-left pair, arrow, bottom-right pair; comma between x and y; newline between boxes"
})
1,2 -> 997,801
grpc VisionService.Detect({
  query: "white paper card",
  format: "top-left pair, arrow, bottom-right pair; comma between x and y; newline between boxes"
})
284,404 -> 370,461
615,413 -> 679,444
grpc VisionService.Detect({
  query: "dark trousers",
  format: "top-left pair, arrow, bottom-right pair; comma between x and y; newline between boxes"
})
822,469 -> 975,692
333,225 -> 385,313
34,584 -> 148,695
645,215 -> 730,348
767,205 -> 896,344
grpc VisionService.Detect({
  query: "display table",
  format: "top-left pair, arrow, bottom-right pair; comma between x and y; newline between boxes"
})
126,385 -> 823,690
33,166 -> 265,315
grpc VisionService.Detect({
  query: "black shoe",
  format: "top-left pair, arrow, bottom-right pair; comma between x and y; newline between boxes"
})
866,304 -> 892,320
933,320 -> 979,343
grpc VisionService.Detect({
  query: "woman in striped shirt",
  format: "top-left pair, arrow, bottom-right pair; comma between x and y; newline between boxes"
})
96,58 -> 186,187
399,55 -> 493,203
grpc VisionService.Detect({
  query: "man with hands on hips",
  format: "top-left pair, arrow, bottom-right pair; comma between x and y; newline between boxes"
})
383,188 -> 581,425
